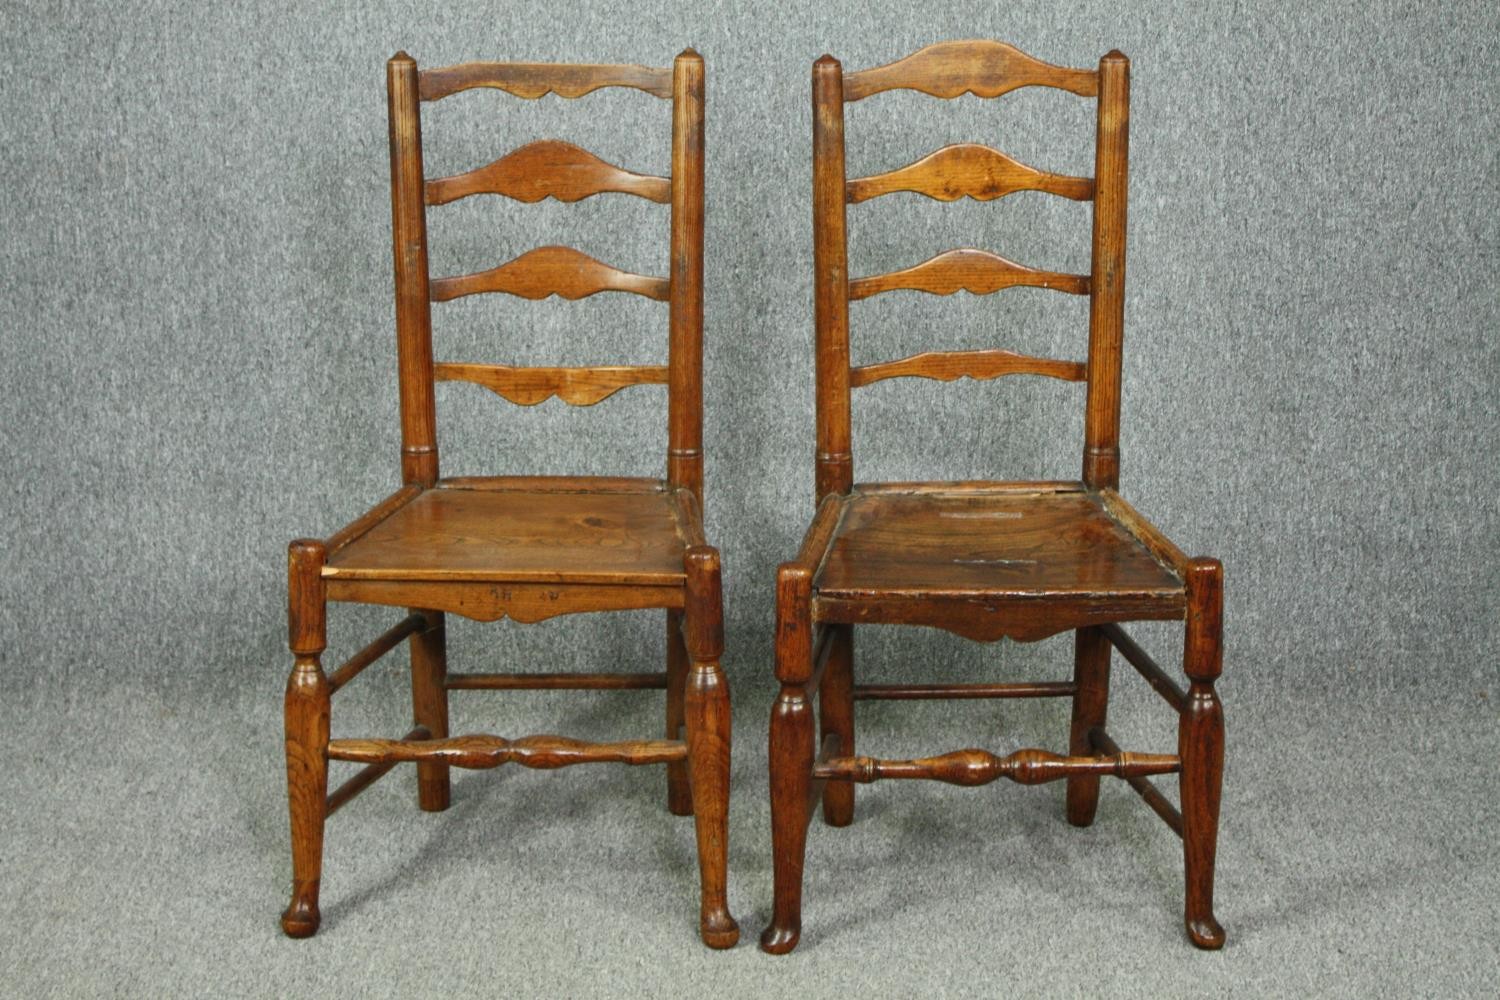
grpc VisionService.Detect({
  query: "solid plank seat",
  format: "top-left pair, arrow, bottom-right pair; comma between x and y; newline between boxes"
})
324,480 -> 693,586
815,488 -> 1183,607
806,487 -> 1186,643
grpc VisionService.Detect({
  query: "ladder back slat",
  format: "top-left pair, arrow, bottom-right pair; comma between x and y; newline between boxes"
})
419,62 -> 673,101
843,40 -> 1098,102
435,362 -> 668,407
849,248 -> 1090,301
850,349 -> 1086,388
429,246 -> 669,303
425,140 -> 670,205
846,143 -> 1093,204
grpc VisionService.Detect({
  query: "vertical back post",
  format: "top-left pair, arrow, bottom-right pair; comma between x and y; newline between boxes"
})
1083,51 -> 1129,489
388,53 -> 439,487
812,56 -> 853,502
668,50 -> 707,501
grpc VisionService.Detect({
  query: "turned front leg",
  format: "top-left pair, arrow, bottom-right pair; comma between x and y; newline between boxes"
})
683,547 -> 738,948
409,610 -> 449,811
760,565 -> 816,955
1066,626 -> 1112,826
1180,558 -> 1226,949
282,539 -> 330,938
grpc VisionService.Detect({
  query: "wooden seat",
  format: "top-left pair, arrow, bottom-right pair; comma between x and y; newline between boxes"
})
325,480 -> 694,587
761,42 -> 1227,954
279,50 -> 738,949
815,487 -> 1183,616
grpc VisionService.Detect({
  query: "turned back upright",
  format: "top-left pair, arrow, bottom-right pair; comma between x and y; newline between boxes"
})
811,41 -> 1129,499
386,51 -> 706,498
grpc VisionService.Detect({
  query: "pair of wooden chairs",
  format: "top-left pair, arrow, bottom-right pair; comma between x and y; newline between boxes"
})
280,41 -> 1226,955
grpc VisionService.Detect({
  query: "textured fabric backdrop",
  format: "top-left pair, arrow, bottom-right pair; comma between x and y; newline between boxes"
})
2,0 -> 1494,687
1,1 -> 1496,996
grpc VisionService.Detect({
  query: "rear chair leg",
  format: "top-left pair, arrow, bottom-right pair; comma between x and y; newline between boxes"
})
410,610 -> 450,811
282,540 -> 330,938
1180,558 -> 1226,949
820,624 -> 854,826
1066,626 -> 1112,826
666,610 -> 693,816
683,547 -> 738,948
760,566 -> 815,955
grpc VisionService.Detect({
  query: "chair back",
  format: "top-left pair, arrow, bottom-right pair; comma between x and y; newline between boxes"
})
811,41 -> 1129,499
386,50 -> 706,499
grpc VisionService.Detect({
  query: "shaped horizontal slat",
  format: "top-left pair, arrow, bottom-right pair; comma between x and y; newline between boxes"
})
850,348 -> 1086,388
844,40 -> 1098,102
435,361 -> 668,406
849,248 -> 1089,300
419,62 -> 672,101
430,246 -> 669,302
327,733 -> 687,769
813,747 -> 1180,786
426,140 -> 670,205
847,143 -> 1093,204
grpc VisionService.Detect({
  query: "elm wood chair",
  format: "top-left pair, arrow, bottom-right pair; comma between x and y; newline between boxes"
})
280,49 -> 738,949
760,41 -> 1227,954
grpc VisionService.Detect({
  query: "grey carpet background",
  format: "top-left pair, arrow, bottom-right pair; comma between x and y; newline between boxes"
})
1,1 -> 1496,997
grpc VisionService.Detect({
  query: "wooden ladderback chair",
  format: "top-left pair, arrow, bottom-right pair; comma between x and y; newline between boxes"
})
280,49 -> 738,949
760,41 -> 1226,954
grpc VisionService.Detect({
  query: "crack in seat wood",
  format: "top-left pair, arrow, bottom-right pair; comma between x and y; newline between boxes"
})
760,41 -> 1228,955
279,49 -> 738,950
